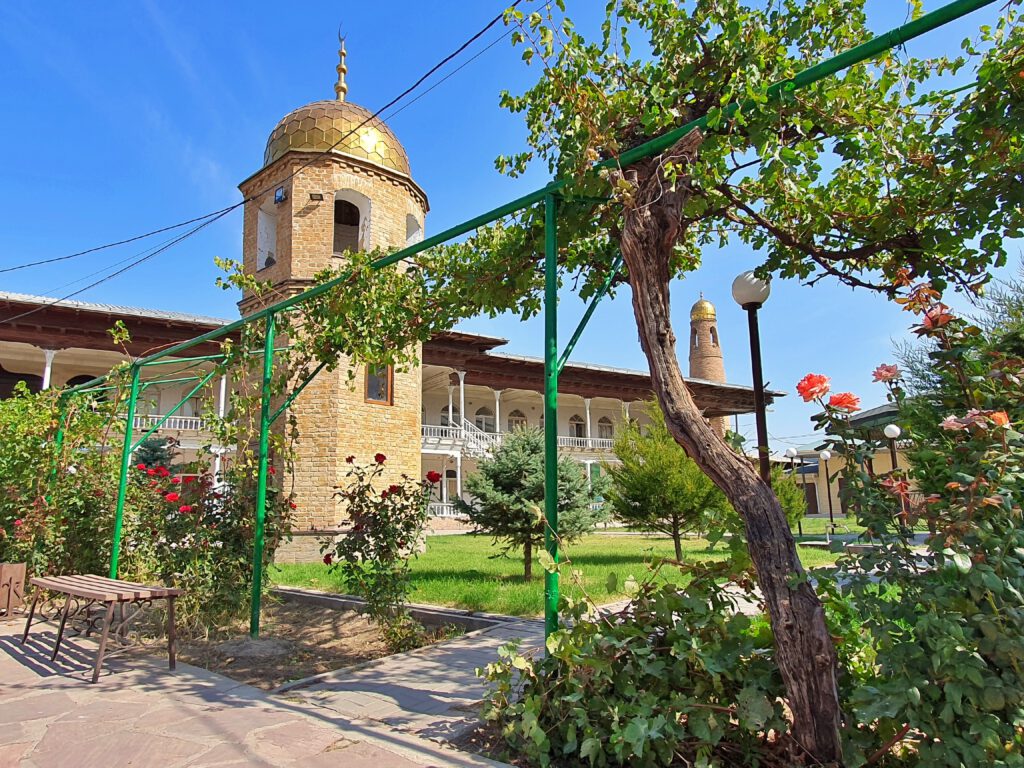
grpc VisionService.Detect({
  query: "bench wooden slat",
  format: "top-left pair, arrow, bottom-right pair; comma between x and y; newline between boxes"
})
30,575 -> 182,601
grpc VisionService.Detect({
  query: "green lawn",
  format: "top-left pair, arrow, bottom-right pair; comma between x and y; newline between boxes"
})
273,533 -> 842,617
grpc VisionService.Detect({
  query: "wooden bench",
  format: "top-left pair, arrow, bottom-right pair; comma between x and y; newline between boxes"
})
21,574 -> 182,683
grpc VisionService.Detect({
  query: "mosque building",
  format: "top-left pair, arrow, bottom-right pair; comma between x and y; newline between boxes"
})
0,42 -> 773,560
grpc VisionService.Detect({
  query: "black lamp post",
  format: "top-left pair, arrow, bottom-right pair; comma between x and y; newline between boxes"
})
732,271 -> 772,485
884,423 -> 907,524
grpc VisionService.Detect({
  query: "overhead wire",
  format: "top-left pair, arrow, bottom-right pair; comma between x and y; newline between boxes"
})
0,0 -> 524,302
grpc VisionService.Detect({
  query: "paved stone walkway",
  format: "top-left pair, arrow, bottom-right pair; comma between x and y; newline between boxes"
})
0,621 -> 505,768
279,619 -> 545,742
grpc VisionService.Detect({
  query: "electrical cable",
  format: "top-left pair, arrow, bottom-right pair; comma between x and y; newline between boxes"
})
0,0 -> 523,280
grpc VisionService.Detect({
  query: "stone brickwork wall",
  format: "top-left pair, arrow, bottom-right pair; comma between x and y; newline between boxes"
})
689,316 -> 729,437
238,150 -> 428,541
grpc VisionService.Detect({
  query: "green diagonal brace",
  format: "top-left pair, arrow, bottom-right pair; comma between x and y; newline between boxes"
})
131,369 -> 218,452
271,360 -> 330,424
556,255 -> 623,375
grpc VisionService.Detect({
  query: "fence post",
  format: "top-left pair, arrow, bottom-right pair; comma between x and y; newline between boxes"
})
110,364 -> 141,578
250,312 -> 276,638
543,194 -> 560,641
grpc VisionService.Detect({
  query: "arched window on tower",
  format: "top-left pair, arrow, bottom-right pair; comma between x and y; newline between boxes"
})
690,327 -> 699,349
406,214 -> 422,247
333,189 -> 371,255
710,326 -> 719,346
256,203 -> 278,270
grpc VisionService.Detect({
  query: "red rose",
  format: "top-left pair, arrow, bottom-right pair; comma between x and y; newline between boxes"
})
165,492 -> 181,503
147,469 -> 157,476
92,489 -> 104,498
346,455 -> 356,464
381,490 -> 389,499
13,519 -> 23,527
374,453 -> 387,464
289,501 -> 297,509
184,477 -> 196,485
426,471 -> 442,484
136,463 -> 147,471
149,480 -> 158,488
179,505 -> 193,513
323,553 -> 333,566
171,477 -> 181,484
828,392 -> 861,413
269,466 -> 276,475
796,373 -> 830,403
388,484 -> 400,494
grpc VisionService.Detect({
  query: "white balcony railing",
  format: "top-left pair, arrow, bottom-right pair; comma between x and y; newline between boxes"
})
427,502 -> 468,518
420,425 -> 614,453
558,435 -> 615,451
133,414 -> 208,432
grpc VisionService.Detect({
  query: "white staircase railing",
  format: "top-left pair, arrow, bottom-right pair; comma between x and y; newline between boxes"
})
461,418 -> 502,456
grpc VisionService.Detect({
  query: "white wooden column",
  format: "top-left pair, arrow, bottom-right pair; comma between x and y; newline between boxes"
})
447,384 -> 455,426
624,401 -> 632,422
455,452 -> 463,500
213,375 -> 228,484
494,389 -> 502,434
584,398 -> 592,440
40,349 -> 57,390
457,371 -> 466,434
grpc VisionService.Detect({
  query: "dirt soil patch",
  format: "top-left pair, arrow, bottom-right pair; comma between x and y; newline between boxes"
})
174,598 -> 389,690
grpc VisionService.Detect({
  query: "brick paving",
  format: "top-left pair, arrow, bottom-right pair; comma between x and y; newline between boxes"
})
0,621 -> 506,768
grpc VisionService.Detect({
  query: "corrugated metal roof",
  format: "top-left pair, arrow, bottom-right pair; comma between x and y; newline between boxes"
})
0,291 -> 231,327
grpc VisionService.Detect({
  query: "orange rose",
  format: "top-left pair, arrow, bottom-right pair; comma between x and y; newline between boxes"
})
991,411 -> 1010,427
828,392 -> 861,413
796,373 -> 831,402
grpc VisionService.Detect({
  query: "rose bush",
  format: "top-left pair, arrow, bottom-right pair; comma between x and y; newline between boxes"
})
321,456 -> 436,652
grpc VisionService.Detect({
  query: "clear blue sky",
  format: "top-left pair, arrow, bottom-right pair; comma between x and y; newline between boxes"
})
0,1 -> 1017,450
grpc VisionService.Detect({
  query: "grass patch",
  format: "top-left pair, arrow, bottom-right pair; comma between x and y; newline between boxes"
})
274,533 -> 842,617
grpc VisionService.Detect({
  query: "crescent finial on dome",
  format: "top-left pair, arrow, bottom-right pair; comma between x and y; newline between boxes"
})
335,28 -> 348,102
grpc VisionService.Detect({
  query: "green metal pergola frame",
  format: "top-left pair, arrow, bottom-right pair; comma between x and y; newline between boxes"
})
50,0 -> 995,640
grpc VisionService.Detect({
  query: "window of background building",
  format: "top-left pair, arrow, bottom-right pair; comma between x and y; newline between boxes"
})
365,365 -> 393,405
569,414 -> 586,438
475,406 -> 496,433
507,409 -> 528,432
598,416 -> 614,440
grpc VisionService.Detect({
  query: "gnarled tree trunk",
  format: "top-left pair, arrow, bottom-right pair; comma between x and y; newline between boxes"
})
614,129 -> 843,765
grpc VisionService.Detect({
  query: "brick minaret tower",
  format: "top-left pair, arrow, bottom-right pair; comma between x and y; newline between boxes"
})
688,294 -> 729,437
237,37 -> 428,553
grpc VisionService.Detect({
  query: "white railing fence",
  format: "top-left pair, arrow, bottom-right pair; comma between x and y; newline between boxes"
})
421,424 -> 463,441
427,502 -> 469,519
133,414 -> 207,432
461,418 -> 503,456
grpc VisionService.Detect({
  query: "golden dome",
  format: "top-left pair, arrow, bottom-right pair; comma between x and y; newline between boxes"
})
263,37 -> 410,175
263,99 -> 411,176
690,294 -> 717,322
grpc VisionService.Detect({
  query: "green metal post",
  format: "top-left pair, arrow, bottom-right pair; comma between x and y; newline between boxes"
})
250,312 -> 276,638
110,364 -> 141,578
543,194 -> 560,640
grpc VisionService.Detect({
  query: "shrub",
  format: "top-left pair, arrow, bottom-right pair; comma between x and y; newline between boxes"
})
458,429 -> 607,579
322,455 -> 436,652
606,403 -> 730,559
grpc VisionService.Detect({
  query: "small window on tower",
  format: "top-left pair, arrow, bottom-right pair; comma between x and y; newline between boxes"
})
365,365 -> 393,405
710,326 -> 719,346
